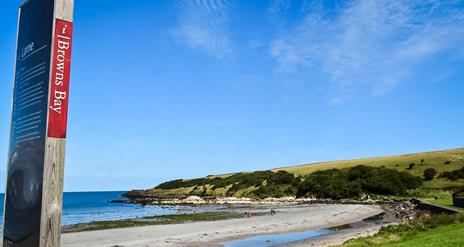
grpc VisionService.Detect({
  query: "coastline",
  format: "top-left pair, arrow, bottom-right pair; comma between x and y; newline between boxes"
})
61,203 -> 387,247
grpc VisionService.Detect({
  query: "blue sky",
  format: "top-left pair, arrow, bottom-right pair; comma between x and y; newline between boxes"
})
0,0 -> 463,192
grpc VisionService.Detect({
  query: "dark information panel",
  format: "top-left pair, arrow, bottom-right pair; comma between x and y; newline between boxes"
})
3,0 -> 54,246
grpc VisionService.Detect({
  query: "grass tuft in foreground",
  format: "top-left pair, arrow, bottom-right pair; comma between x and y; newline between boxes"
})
337,213 -> 464,247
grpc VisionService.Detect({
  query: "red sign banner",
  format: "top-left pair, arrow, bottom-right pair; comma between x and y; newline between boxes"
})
48,18 -> 73,138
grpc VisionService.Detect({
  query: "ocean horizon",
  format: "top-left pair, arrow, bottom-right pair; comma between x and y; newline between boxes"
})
0,191 -> 178,229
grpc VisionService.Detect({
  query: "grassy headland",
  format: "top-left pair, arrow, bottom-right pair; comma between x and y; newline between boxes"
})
125,148 -> 464,202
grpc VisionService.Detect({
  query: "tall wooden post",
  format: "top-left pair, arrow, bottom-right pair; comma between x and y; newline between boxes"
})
2,0 -> 74,246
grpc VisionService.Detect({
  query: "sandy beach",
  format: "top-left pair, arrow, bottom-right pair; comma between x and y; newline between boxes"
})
61,204 -> 385,247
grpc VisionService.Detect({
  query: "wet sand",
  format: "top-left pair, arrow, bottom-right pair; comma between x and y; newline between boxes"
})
61,204 -> 385,247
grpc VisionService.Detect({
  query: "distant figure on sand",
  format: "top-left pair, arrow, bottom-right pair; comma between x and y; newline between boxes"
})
245,210 -> 253,218
271,209 -> 276,215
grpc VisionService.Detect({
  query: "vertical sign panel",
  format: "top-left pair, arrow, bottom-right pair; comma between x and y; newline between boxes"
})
3,0 -> 54,246
48,19 -> 73,138
3,0 -> 74,246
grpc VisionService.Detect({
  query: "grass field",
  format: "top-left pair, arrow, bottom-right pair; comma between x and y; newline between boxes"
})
339,223 -> 464,247
274,148 -> 463,176
381,224 -> 464,247
145,148 -> 464,197
424,194 -> 464,212
338,213 -> 464,247
425,194 -> 454,207
275,148 -> 464,191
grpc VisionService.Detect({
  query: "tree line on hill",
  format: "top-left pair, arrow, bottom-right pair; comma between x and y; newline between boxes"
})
296,166 -> 422,199
155,165 -> 464,200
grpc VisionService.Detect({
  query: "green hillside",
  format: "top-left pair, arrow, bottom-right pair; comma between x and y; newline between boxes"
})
275,148 -> 464,190
137,148 -> 464,199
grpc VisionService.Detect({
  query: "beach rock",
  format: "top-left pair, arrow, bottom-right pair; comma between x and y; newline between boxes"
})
262,197 -> 297,204
182,196 -> 206,204
214,197 -> 255,204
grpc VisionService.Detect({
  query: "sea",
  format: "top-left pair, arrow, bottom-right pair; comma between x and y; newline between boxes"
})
0,191 -> 178,229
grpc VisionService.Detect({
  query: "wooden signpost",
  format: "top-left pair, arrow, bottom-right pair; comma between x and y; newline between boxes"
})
3,0 -> 74,246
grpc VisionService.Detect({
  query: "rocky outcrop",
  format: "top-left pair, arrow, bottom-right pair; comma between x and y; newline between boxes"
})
121,190 -> 314,205
120,191 -> 435,223
380,200 -> 417,222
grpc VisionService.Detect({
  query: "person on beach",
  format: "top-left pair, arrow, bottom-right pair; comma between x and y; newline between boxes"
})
245,210 -> 253,218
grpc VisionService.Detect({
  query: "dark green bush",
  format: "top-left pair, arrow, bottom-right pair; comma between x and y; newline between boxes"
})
439,167 -> 464,181
362,167 -> 421,195
251,184 -> 297,199
268,170 -> 297,185
157,170 -> 299,198
156,178 -> 210,189
423,168 -> 437,180
407,163 -> 416,170
297,169 -> 362,199
297,165 -> 422,199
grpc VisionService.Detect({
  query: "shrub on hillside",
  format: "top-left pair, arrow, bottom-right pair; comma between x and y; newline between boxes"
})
156,166 -> 423,199
297,169 -> 362,199
297,165 -> 422,199
251,184 -> 297,199
439,167 -> 464,181
423,168 -> 437,181
155,170 -> 298,197
361,167 -> 422,195
407,163 -> 415,170
156,178 -> 209,190
267,170 -> 297,185
225,170 -> 298,197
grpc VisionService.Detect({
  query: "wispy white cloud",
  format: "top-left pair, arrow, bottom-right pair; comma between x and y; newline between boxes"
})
268,0 -> 292,18
172,0 -> 232,58
270,0 -> 464,104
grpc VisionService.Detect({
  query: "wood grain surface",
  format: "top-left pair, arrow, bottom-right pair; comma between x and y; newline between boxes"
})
39,0 -> 73,246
